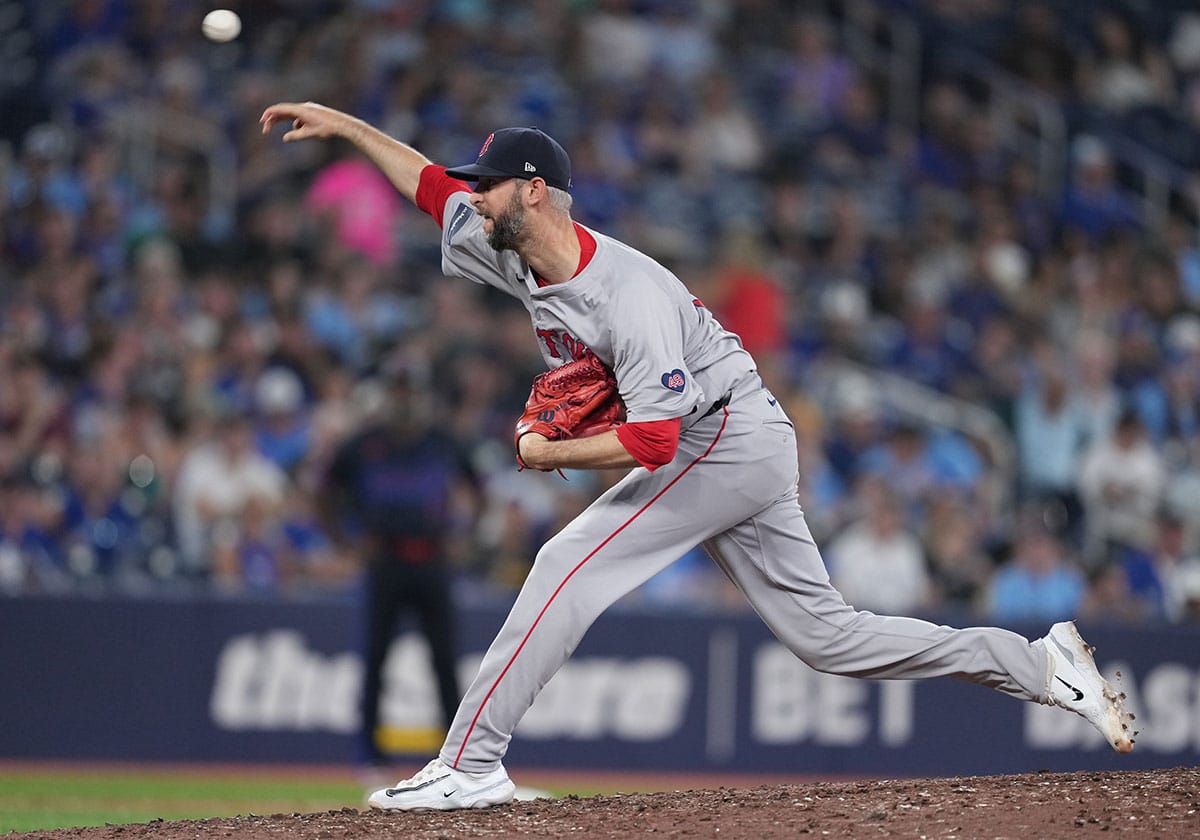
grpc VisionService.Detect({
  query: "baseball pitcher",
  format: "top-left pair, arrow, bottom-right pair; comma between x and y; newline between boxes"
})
261,102 -> 1134,811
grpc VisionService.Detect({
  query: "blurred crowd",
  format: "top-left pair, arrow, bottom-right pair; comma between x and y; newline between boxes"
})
3,0 -> 1200,627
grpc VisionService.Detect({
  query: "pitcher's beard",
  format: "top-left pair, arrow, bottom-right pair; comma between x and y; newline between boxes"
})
486,194 -> 526,252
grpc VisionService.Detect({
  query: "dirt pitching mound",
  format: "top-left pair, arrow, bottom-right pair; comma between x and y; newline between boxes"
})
14,766 -> 1198,839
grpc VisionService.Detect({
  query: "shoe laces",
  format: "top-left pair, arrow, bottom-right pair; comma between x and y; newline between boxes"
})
396,758 -> 448,787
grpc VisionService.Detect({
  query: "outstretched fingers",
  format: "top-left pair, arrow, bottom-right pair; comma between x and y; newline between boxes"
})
260,102 -> 324,141
259,103 -> 291,134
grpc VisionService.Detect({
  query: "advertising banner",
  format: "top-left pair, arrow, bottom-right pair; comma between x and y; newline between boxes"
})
2,593 -> 1195,775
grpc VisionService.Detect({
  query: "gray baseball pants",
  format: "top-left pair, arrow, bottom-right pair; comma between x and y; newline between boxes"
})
441,375 -> 1051,773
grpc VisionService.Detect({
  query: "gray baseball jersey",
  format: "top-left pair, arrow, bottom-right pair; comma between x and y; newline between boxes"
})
429,183 -> 1053,773
441,198 -> 752,426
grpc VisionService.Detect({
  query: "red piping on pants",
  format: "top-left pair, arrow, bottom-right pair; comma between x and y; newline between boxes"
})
452,408 -> 729,769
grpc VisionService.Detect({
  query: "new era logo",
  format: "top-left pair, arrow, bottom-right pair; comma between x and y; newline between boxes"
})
524,162 -> 537,173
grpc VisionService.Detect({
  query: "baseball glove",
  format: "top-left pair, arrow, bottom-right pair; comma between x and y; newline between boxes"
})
514,354 -> 625,468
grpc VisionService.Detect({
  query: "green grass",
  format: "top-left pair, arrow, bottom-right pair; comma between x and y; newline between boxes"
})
0,764 -> 737,834
0,770 -> 366,834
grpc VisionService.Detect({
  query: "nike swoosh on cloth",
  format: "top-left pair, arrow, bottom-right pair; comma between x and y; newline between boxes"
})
386,774 -> 451,795
1055,675 -> 1084,701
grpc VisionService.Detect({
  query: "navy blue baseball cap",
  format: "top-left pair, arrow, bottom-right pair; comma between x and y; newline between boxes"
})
446,127 -> 572,190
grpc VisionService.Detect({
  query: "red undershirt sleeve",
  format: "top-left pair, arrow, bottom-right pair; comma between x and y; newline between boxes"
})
414,164 -> 471,227
616,418 -> 681,472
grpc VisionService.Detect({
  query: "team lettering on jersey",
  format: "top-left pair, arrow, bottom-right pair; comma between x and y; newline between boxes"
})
536,328 -> 590,361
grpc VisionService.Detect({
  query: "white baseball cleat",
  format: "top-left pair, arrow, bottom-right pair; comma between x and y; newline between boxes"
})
1042,620 -> 1136,753
367,758 -> 516,811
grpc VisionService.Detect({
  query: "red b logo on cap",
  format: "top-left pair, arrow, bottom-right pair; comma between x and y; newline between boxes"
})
478,133 -> 495,158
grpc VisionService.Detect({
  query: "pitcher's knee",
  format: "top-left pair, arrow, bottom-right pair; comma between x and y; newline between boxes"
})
527,538 -> 612,618
775,617 -> 860,674
776,606 -> 921,676
532,535 -> 578,575
796,647 -> 858,676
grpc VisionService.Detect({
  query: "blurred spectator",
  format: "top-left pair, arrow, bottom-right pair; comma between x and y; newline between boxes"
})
826,74 -> 890,162
1067,329 -> 1122,452
826,478 -> 933,615
0,352 -> 70,474
1014,359 -> 1089,540
683,72 -> 766,181
305,362 -> 366,486
998,2 -> 1078,100
949,207 -> 1023,338
7,123 -> 85,223
0,474 -> 66,592
786,392 -> 847,542
130,238 -> 188,374
0,481 -> 29,592
777,14 -> 854,135
251,366 -> 312,475
304,256 -> 412,372
1041,249 -> 1119,348
476,496 -> 545,591
1006,158 -> 1056,256
859,420 -> 984,527
1171,564 -> 1200,623
1077,407 -> 1167,560
1112,310 -> 1165,396
914,81 -> 974,191
634,88 -> 691,184
277,490 -> 350,589
209,481 -> 348,595
304,156 -> 405,268
707,230 -> 787,362
265,306 -> 326,396
987,516 -> 1086,624
29,211 -> 99,381
651,1 -> 721,86
882,290 -> 972,393
1078,561 -> 1152,625
814,279 -> 874,365
211,495 -> 294,593
922,494 -> 994,612
1117,510 -> 1190,622
172,409 -> 289,579
56,442 -> 148,586
1077,9 -> 1175,115
638,544 -> 742,612
822,374 -> 885,488
211,317 -> 270,415
578,0 -> 656,85
1166,212 -> 1200,309
959,312 -> 1023,422
567,134 -> 633,232
131,157 -> 220,274
1058,136 -> 1141,243
1135,315 -> 1200,451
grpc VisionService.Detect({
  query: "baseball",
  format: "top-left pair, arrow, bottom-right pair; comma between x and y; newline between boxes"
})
202,9 -> 241,43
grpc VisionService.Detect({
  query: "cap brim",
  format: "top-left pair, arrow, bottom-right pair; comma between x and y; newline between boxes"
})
444,163 -> 515,182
